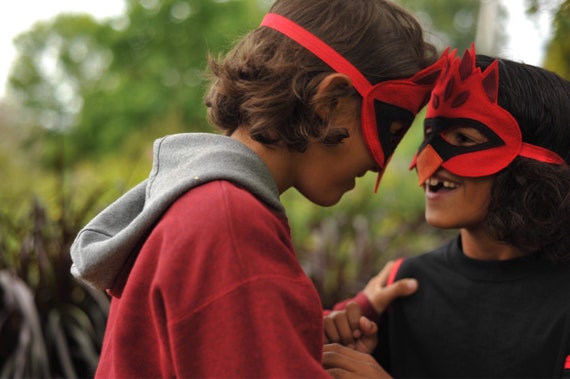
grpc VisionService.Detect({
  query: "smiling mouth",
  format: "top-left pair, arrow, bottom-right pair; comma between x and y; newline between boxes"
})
425,177 -> 458,193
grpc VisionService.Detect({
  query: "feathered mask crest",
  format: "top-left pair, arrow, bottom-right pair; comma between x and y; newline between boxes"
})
411,44 -> 565,184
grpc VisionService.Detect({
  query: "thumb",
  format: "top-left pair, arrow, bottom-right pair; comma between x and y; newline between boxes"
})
370,278 -> 418,314
358,316 -> 378,337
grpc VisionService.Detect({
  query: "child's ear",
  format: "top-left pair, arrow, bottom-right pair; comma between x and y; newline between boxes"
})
313,73 -> 355,121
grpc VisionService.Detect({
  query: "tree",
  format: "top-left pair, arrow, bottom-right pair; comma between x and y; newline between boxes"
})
8,0 -> 267,164
543,0 -> 570,78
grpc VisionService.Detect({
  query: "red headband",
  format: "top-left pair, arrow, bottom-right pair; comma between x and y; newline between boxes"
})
261,13 -> 446,191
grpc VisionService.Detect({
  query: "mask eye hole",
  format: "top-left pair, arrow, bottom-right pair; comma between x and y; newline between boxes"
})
389,122 -> 407,147
441,126 -> 489,147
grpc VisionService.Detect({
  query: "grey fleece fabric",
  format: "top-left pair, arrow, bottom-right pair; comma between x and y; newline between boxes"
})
70,133 -> 284,290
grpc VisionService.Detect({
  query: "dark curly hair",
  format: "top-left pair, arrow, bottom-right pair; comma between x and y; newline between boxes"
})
476,55 -> 570,261
205,0 -> 437,152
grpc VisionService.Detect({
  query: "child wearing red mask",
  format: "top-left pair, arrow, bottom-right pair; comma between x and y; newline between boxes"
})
324,46 -> 570,378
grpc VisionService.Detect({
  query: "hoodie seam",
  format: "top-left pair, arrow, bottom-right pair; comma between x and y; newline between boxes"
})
221,180 -> 248,276
147,136 -> 167,198
77,228 -> 114,238
166,274 -> 313,327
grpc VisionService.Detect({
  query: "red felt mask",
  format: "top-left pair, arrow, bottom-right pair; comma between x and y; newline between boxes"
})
411,45 -> 566,185
260,13 -> 446,190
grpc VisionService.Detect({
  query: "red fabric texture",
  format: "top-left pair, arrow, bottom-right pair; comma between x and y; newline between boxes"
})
329,292 -> 379,323
96,181 -> 329,378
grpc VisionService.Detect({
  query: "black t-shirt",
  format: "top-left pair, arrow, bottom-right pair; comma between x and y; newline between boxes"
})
375,236 -> 570,378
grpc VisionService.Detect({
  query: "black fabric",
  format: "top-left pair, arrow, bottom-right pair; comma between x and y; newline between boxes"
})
375,236 -> 570,378
374,101 -> 414,162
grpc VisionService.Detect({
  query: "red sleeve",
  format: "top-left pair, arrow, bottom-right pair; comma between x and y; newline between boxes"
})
326,292 -> 380,323
151,182 -> 331,378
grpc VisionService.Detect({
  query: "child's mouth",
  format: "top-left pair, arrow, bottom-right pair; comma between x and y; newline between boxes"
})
425,177 -> 458,193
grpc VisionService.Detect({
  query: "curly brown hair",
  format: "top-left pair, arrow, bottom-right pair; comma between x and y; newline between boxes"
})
476,55 -> 570,261
205,0 -> 437,152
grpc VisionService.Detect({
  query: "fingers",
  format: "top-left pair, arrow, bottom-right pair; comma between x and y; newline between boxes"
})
326,366 -> 392,379
369,277 -> 417,314
345,302 -> 363,339
324,315 -> 341,344
324,302 -> 364,347
323,344 -> 392,379
323,343 -> 377,367
358,316 -> 377,337
354,317 -> 378,354
362,261 -> 418,314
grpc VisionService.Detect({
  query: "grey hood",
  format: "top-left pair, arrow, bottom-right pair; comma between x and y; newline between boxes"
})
70,133 -> 284,290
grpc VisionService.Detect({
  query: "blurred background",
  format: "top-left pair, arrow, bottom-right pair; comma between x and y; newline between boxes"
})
0,0 -> 568,377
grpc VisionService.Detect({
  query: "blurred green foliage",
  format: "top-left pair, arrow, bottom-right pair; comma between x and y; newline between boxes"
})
543,0 -> 570,79
9,0 -> 266,165
399,0 -> 486,51
1,0 -> 569,376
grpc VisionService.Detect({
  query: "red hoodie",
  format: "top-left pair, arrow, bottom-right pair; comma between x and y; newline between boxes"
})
96,180 -> 329,378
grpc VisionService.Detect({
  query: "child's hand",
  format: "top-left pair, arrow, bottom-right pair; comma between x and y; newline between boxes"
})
323,343 -> 393,379
324,302 -> 378,353
363,260 -> 418,314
